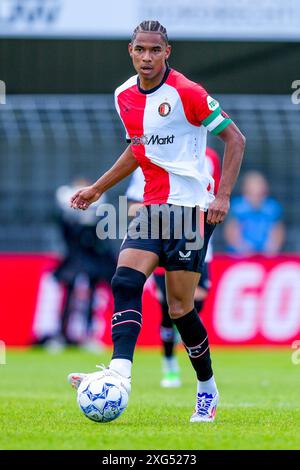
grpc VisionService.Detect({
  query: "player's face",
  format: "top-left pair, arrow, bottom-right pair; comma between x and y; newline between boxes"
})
129,32 -> 171,86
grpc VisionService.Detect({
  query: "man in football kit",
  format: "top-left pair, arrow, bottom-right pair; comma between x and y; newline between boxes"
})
68,20 -> 245,422
126,148 -> 221,389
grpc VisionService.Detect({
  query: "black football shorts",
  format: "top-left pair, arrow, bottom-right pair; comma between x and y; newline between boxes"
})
120,204 -> 215,273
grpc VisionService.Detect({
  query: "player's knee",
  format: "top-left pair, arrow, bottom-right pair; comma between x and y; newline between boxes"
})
168,301 -> 187,320
111,266 -> 146,300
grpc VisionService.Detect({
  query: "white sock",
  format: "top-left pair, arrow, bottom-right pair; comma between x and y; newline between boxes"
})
197,376 -> 218,396
163,356 -> 179,373
109,359 -> 132,379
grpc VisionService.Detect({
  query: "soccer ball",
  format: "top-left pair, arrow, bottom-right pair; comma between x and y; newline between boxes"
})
77,372 -> 129,423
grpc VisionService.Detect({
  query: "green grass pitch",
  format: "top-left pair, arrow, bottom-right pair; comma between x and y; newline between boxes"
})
0,347 -> 299,450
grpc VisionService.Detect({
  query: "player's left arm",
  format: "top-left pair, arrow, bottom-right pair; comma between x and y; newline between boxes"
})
207,121 -> 246,224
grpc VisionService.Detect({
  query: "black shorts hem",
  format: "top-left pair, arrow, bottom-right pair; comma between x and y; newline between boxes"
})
164,265 -> 202,273
120,242 -> 161,258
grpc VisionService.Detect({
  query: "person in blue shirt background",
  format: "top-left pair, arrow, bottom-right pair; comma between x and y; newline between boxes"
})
224,171 -> 285,255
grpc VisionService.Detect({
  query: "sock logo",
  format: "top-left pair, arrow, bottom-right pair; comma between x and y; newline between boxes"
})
112,312 -> 123,323
187,346 -> 202,357
112,309 -> 142,328
185,337 -> 208,358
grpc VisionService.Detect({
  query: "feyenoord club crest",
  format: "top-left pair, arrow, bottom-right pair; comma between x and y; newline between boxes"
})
158,102 -> 171,117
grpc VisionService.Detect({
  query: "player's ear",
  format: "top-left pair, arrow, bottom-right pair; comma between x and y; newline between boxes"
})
165,45 -> 171,61
128,43 -> 133,57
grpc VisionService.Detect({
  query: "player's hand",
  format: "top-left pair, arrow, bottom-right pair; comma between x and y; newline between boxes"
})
207,194 -> 230,224
70,185 -> 102,210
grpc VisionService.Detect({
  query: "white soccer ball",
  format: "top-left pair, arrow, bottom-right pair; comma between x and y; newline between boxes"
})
77,372 -> 129,423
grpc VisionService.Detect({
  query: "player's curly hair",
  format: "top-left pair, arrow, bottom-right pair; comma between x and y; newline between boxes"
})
131,20 -> 169,45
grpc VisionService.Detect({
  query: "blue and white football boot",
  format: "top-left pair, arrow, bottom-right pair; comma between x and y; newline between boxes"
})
190,391 -> 219,422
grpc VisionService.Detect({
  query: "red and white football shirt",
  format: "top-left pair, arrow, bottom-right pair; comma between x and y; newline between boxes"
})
115,68 -> 231,209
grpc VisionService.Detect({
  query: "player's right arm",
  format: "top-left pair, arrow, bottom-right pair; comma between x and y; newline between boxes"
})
70,145 -> 138,210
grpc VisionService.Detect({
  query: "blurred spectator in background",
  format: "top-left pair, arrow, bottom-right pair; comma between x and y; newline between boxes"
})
43,177 -> 116,351
224,171 -> 285,255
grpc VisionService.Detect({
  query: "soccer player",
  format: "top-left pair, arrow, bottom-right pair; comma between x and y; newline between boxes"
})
125,148 -> 221,389
68,20 -> 245,422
